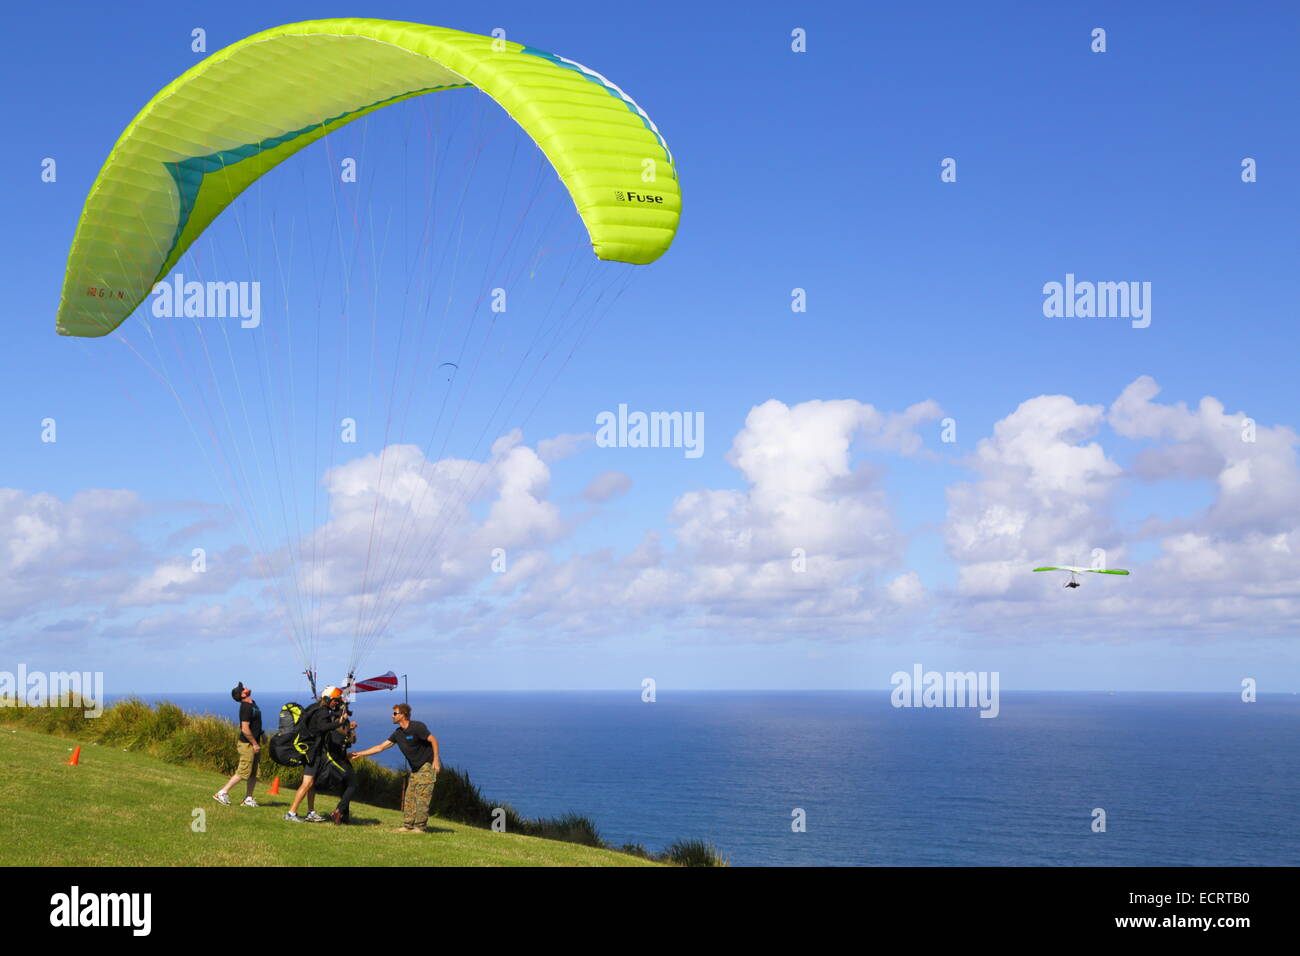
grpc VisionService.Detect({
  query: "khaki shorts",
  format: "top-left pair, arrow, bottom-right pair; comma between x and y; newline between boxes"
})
236,740 -> 262,779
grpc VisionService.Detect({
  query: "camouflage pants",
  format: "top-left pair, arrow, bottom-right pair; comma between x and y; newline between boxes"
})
403,762 -> 437,829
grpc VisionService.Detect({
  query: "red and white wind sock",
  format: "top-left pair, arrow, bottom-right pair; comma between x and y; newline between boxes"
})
346,671 -> 399,694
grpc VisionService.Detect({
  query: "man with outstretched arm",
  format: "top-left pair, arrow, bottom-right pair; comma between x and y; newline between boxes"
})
351,703 -> 441,832
214,682 -> 262,807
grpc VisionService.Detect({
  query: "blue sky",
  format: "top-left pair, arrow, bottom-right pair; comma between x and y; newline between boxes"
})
3,1 -> 1299,692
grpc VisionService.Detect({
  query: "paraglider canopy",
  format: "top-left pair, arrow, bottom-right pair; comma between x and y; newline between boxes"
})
56,18 -> 680,338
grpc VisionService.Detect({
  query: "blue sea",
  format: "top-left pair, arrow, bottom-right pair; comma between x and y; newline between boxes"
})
126,690 -> 1300,866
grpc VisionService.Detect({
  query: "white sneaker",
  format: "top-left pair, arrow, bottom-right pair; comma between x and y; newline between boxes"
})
305,810 -> 325,822
284,812 -> 304,822
213,791 -> 231,806
241,796 -> 258,808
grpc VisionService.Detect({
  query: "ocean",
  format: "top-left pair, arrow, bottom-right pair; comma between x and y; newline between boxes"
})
127,690 -> 1300,866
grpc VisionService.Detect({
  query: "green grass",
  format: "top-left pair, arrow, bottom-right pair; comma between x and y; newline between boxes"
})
0,697 -> 728,866
0,726 -> 662,867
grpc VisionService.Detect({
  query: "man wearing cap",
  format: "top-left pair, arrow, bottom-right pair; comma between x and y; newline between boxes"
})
214,682 -> 262,807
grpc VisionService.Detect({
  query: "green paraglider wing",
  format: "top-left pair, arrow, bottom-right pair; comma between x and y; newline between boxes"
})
56,18 -> 681,338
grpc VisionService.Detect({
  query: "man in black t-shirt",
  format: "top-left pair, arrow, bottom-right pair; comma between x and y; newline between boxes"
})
323,718 -> 359,825
285,687 -> 348,823
350,702 -> 441,832
214,682 -> 263,807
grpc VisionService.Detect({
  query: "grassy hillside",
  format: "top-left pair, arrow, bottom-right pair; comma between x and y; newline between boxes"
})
0,726 -> 661,867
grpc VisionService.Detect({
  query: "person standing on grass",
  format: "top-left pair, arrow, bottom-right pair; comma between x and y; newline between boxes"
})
350,702 -> 441,832
327,712 -> 359,825
214,682 -> 262,807
284,686 -> 347,823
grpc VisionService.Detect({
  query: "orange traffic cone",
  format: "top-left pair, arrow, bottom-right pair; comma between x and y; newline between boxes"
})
269,776 -> 280,795
67,746 -> 81,766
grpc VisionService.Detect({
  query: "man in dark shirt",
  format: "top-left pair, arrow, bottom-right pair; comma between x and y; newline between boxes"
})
351,702 -> 441,832
285,687 -> 347,823
323,712 -> 359,825
214,682 -> 263,807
